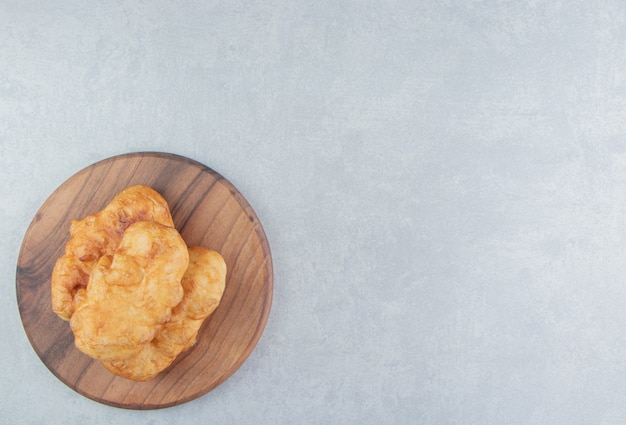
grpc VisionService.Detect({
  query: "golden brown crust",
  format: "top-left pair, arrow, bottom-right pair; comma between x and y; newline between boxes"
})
102,246 -> 227,381
51,185 -> 227,381
51,185 -> 174,320
70,221 -> 189,363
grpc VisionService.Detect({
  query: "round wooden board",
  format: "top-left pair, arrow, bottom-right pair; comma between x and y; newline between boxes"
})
16,152 -> 273,409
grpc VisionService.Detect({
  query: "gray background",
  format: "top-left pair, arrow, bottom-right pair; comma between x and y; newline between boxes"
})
2,1 -> 626,424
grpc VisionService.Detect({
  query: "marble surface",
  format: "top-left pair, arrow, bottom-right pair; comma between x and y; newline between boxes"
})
3,1 -> 626,423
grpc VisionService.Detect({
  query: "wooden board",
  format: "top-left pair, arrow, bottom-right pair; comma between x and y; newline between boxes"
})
16,152 -> 273,409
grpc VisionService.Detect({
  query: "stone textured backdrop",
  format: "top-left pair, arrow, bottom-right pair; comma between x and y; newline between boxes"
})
3,1 -> 626,424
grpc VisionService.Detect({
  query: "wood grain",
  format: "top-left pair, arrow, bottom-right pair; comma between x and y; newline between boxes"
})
16,152 -> 273,409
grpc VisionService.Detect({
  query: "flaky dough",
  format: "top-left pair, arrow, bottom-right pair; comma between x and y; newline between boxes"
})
70,221 -> 189,362
51,185 -> 174,320
102,246 -> 226,381
51,185 -> 227,381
